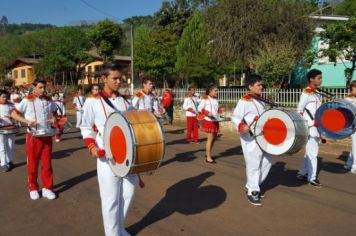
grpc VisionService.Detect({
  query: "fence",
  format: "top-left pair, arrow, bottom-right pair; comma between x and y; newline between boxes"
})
153,88 -> 348,108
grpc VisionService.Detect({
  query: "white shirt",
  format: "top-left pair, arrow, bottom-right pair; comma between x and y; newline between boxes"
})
10,93 -> 22,104
132,90 -> 157,112
183,96 -> 199,117
0,103 -> 14,127
80,93 -> 131,149
231,95 -> 265,141
345,95 -> 356,106
54,100 -> 66,116
297,86 -> 322,127
15,95 -> 57,132
73,95 -> 85,112
198,96 -> 220,121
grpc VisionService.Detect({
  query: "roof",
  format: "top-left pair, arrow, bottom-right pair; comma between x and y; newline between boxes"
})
7,58 -> 40,69
85,49 -> 132,62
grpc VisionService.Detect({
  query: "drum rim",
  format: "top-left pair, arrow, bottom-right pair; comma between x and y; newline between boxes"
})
103,111 -> 136,178
254,109 -> 306,156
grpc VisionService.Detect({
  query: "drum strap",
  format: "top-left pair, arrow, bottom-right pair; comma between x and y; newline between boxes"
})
55,103 -> 63,116
191,98 -> 198,112
305,108 -> 314,120
77,96 -> 83,108
99,92 -> 120,113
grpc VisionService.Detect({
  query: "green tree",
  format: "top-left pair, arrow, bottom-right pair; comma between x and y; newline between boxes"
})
320,17 -> 356,86
334,0 -> 356,16
175,12 -> 217,86
88,19 -> 123,61
205,0 -> 314,66
135,27 -> 177,81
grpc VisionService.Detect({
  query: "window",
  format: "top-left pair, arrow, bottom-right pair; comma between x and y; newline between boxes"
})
21,69 -> 26,78
88,66 -> 92,72
14,70 -> 18,79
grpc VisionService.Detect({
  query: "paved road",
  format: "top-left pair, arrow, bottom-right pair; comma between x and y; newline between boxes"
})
1,116 -> 355,236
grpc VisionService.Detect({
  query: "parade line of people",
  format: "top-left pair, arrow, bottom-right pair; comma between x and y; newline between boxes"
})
0,64 -> 355,235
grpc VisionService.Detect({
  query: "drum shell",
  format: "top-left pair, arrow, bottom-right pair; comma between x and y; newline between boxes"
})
0,126 -> 18,135
104,111 -> 165,177
315,99 -> 356,139
254,109 -> 308,156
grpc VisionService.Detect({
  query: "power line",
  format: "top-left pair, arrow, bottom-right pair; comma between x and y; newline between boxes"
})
78,0 -> 122,22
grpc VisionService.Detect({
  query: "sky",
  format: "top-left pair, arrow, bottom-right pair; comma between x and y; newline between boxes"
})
0,0 -> 165,26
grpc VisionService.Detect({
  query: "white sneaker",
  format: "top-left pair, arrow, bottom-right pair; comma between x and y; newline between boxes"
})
344,164 -> 351,170
42,188 -> 56,200
351,169 -> 356,174
29,191 -> 40,200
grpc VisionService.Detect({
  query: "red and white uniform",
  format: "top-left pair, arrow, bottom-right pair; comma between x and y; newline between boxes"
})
132,90 -> 158,112
53,100 -> 66,140
183,95 -> 199,142
14,94 -> 57,192
0,102 -> 15,168
198,95 -> 221,133
10,92 -> 22,104
297,85 -> 322,181
73,95 -> 85,128
80,91 -> 137,236
345,94 -> 356,172
231,94 -> 272,195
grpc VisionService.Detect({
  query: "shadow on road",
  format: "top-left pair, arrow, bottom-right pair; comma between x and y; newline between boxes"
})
215,145 -> 243,160
127,171 -> 226,235
161,149 -> 205,167
52,146 -> 86,159
54,169 -> 97,195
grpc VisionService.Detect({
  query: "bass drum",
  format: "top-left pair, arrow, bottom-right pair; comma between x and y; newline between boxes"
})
254,109 -> 308,156
315,99 -> 356,139
103,110 -> 165,177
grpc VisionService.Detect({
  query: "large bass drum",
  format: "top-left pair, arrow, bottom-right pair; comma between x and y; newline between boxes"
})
315,99 -> 356,139
103,110 -> 165,177
254,109 -> 308,156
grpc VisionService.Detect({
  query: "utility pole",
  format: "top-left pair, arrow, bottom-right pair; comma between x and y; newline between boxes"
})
130,23 -> 134,95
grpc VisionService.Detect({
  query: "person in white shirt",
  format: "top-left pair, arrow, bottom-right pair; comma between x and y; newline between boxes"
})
296,69 -> 323,187
73,88 -> 85,128
132,78 -> 158,112
0,90 -> 15,172
231,75 -> 271,206
11,80 -> 57,200
344,81 -> 356,174
80,63 -> 137,236
52,93 -> 66,142
10,87 -> 22,105
198,85 -> 223,163
183,86 -> 199,143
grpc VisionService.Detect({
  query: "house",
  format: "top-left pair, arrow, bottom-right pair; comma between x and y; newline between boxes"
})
78,50 -> 132,86
292,15 -> 356,88
7,57 -> 39,86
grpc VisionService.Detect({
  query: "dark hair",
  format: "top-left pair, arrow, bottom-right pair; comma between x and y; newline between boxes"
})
245,74 -> 263,89
142,77 -> 152,85
349,81 -> 356,91
32,80 -> 47,86
100,62 -> 122,77
188,86 -> 195,91
77,87 -> 83,92
52,92 -> 59,97
307,69 -> 322,82
205,84 -> 218,95
0,89 -> 9,96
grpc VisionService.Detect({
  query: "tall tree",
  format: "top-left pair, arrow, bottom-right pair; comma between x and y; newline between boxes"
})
88,19 -> 123,62
320,17 -> 356,86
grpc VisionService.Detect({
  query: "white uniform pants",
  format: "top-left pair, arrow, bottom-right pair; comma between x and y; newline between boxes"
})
76,111 -> 83,128
346,132 -> 356,170
298,127 -> 320,181
0,134 -> 15,167
97,158 -> 137,236
241,138 -> 272,195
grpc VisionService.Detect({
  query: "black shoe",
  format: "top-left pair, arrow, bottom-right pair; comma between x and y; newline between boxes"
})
296,174 -> 308,181
309,179 -> 322,188
247,191 -> 262,206
244,188 -> 265,199
205,159 -> 216,164
8,162 -> 14,171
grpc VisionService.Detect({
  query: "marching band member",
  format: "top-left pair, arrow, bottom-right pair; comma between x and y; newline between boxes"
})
183,86 -> 199,143
72,87 -> 85,128
296,69 -> 323,187
52,93 -> 66,142
0,90 -> 15,172
10,87 -> 22,105
132,78 -> 158,112
231,75 -> 272,206
89,84 -> 101,133
198,84 -> 222,163
80,63 -> 137,236
344,81 -> 356,174
11,80 -> 57,200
